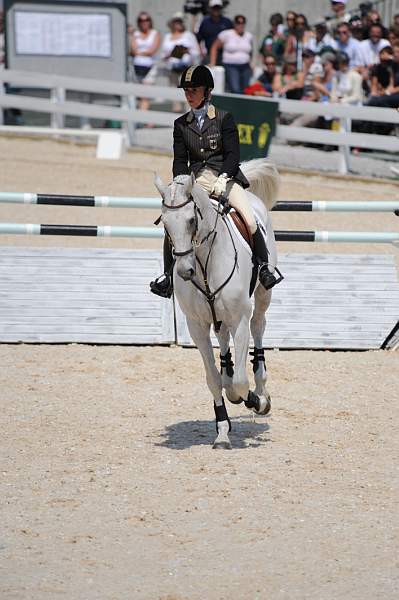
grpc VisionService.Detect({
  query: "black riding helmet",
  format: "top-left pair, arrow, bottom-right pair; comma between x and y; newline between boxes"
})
178,65 -> 214,89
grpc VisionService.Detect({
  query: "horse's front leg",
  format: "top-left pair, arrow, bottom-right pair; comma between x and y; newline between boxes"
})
227,313 -> 251,404
186,317 -> 231,449
216,324 -> 239,405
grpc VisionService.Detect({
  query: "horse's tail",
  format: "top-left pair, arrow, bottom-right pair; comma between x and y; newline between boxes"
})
240,158 -> 280,211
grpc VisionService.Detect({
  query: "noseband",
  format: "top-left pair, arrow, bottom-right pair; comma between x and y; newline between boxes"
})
162,193 -> 203,257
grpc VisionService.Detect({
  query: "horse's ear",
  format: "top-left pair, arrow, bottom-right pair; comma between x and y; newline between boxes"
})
154,173 -> 166,199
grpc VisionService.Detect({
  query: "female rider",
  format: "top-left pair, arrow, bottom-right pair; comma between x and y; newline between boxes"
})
150,64 -> 277,298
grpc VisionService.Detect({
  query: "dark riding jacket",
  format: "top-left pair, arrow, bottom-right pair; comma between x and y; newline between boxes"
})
172,104 -> 249,189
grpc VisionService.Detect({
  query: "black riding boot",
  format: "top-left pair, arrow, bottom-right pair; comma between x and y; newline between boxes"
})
150,236 -> 174,298
252,226 -> 278,290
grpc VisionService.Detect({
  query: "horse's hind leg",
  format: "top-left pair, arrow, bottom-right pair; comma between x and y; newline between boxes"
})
186,318 -> 231,449
250,286 -> 272,411
228,313 -> 251,403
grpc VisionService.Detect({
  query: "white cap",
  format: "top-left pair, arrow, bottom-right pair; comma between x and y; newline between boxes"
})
209,0 -> 223,7
331,0 -> 348,4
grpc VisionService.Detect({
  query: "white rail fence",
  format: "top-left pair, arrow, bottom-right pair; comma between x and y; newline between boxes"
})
1,69 -> 399,173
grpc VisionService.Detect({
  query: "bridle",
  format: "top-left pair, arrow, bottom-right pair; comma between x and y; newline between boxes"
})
160,188 -> 238,333
162,193 -> 204,257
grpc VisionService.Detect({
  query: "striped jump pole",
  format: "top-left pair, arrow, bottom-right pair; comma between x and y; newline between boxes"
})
0,192 -> 398,213
0,223 -> 398,244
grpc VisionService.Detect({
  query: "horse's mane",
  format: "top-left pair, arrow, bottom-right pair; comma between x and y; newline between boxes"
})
240,158 -> 280,211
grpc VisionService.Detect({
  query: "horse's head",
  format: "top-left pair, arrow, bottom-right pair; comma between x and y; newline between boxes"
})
155,173 -> 207,282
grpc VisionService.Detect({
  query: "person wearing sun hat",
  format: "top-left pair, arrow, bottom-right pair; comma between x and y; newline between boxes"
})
327,0 -> 351,34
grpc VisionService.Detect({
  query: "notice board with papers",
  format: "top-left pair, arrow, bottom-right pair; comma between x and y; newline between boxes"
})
4,0 -> 127,81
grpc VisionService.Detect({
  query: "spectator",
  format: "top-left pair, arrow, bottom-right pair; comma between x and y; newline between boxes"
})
388,26 -> 399,48
314,22 -> 336,55
284,11 -> 297,37
312,51 -> 337,102
210,15 -> 253,94
284,14 -> 316,69
331,52 -> 363,104
130,12 -> 161,110
273,56 -> 304,100
392,14 -> 399,29
358,23 -> 390,75
161,13 -> 200,110
301,49 -> 323,101
348,15 -> 366,41
367,45 -> 399,108
327,0 -> 351,33
161,13 -> 200,81
331,0 -> 350,19
291,50 -> 335,130
365,9 -> 388,38
244,53 -> 277,97
196,0 -> 232,65
259,13 -> 285,65
333,23 -> 362,69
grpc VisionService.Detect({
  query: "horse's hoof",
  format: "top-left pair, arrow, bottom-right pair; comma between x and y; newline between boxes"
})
255,394 -> 271,416
227,397 -> 244,405
225,385 -> 244,404
213,440 -> 232,450
245,391 -> 271,415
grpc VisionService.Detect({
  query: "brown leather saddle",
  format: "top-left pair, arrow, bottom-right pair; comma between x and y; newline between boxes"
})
230,211 -> 254,250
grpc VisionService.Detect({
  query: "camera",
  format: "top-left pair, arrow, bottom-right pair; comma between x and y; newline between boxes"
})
183,1 -> 229,15
183,1 -> 207,15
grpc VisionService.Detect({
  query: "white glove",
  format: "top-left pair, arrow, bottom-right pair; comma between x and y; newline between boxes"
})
212,174 -> 229,197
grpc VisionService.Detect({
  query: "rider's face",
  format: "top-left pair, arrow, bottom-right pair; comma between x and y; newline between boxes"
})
184,86 -> 206,109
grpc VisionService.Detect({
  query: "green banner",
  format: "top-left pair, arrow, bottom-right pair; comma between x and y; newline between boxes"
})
212,95 -> 278,161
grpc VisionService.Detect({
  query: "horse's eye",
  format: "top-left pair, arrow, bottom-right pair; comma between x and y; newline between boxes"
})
189,217 -> 196,228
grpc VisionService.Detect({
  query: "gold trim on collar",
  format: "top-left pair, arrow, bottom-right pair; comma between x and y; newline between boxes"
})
186,112 -> 194,122
207,105 -> 216,119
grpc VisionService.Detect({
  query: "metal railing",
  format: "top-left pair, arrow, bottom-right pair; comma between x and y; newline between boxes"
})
1,68 -> 399,174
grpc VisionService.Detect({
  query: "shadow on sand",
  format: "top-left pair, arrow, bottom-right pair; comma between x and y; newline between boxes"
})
156,416 -> 271,450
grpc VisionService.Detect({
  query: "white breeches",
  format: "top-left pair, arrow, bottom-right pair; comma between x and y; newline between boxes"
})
196,168 -> 257,234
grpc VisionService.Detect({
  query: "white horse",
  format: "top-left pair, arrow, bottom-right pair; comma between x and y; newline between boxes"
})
155,159 -> 280,449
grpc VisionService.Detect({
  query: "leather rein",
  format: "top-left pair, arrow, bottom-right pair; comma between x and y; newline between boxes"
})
162,193 -> 238,333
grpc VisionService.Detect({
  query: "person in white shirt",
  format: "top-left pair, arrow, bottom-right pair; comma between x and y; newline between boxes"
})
331,52 -> 363,104
327,0 -> 351,33
130,12 -> 160,111
314,22 -> 337,55
161,13 -> 201,86
210,14 -> 253,94
358,23 -> 390,69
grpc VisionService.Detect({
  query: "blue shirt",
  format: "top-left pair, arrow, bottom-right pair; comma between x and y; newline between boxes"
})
331,37 -> 362,68
197,16 -> 233,53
